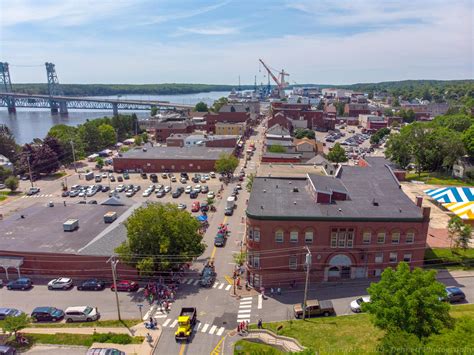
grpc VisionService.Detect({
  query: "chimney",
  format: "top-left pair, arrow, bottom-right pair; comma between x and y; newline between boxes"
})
422,206 -> 431,221
416,196 -> 423,207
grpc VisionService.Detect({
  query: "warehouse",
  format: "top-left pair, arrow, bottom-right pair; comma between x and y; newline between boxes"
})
113,146 -> 235,173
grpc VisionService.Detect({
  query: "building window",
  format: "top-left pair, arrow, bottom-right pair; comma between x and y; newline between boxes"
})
253,254 -> 260,268
338,230 -> 346,248
403,253 -> 412,262
374,269 -> 382,277
254,229 -> 260,242
161,165 -> 165,169
171,165 -> 175,169
275,230 -> 284,243
391,232 -> 400,244
248,229 -> 253,241
290,231 -> 298,243
330,229 -> 337,248
347,229 -> 354,248
375,253 -> 383,263
406,231 -> 415,244
305,231 -> 314,243
389,252 -> 397,263
289,256 -> 297,270
377,232 -> 386,244
362,231 -> 371,244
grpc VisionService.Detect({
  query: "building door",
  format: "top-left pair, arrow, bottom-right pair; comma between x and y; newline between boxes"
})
327,254 -> 352,280
328,266 -> 340,278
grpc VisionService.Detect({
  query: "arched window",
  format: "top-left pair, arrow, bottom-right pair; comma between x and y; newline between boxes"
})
391,230 -> 400,244
290,230 -> 298,243
305,230 -> 314,244
275,229 -> 284,243
406,230 -> 415,244
377,230 -> 386,244
362,230 -> 372,244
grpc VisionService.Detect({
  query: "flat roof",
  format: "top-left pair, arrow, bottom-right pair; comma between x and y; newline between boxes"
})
117,146 -> 234,161
247,157 -> 424,221
0,202 -> 130,255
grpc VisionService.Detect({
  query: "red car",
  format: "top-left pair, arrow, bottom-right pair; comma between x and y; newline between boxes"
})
111,280 -> 139,292
191,201 -> 200,212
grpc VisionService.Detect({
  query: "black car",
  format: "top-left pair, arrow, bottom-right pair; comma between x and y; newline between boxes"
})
224,207 -> 234,216
123,172 -> 130,180
109,176 -> 116,182
214,233 -> 226,247
445,287 -> 466,303
31,307 -> 64,322
191,177 -> 199,183
117,176 -> 124,182
156,190 -> 165,198
141,173 -> 147,179
180,172 -> 189,179
172,191 -> 181,198
7,278 -> 32,291
150,174 -> 158,183
190,191 -> 198,199
101,186 -> 110,192
177,187 -> 185,193
78,279 -> 106,291
201,202 -> 209,212
87,200 -> 98,204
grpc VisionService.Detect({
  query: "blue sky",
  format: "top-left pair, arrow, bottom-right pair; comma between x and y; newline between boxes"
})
0,0 -> 472,84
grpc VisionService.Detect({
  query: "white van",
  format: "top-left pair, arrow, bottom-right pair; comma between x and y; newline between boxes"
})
64,306 -> 100,323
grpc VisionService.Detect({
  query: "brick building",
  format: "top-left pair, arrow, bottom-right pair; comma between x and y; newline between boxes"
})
271,102 -> 334,131
245,157 -> 430,288
344,103 -> 371,117
166,134 -> 239,148
205,112 -> 249,133
113,146 -> 234,173
154,120 -> 195,142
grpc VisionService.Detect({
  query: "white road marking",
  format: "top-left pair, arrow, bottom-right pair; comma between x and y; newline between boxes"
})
213,282 -> 218,288
258,294 -> 263,309
143,310 -> 151,321
225,285 -> 231,291
186,279 -> 194,285
193,279 -> 200,286
195,322 -> 202,331
241,297 -> 253,301
238,309 -> 251,313
201,323 -> 210,333
216,327 -> 225,336
181,278 -> 188,284
239,304 -> 252,309
155,314 -> 167,318
162,319 -> 171,327
170,319 -> 178,328
208,325 -> 217,335
237,319 -> 250,323
218,283 -> 224,290
239,301 -> 252,305
237,313 -> 251,319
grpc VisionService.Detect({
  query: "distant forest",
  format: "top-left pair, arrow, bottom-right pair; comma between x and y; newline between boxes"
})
11,80 -> 474,101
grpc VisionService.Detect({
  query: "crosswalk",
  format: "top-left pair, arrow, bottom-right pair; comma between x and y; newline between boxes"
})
180,278 -> 232,291
237,296 -> 253,323
21,194 -> 53,199
161,318 -> 226,337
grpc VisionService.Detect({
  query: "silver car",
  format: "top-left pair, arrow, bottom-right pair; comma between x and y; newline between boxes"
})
65,306 -> 100,323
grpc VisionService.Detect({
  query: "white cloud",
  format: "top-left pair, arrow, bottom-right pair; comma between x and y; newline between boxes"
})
175,25 -> 239,36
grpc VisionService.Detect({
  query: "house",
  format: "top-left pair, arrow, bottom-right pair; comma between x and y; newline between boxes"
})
453,157 -> 474,179
215,122 -> 246,136
205,111 -> 249,134
0,154 -> 13,171
245,157 -> 430,287
265,124 -> 292,141
294,138 -> 320,161
267,112 -> 293,132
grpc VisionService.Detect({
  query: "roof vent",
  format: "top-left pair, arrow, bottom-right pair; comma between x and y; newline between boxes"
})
260,205 -> 264,209
276,185 -> 278,189
293,187 -> 299,192
289,181 -> 292,185
338,208 -> 342,212
294,201 -> 297,205
372,199 -> 379,207
263,189 -> 266,193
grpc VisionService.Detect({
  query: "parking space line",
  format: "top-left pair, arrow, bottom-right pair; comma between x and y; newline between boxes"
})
186,279 -> 194,285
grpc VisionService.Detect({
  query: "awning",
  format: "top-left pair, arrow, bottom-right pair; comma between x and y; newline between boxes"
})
0,256 -> 23,279
424,187 -> 474,203
443,201 -> 474,220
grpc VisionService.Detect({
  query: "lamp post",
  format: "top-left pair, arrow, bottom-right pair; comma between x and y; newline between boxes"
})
302,246 -> 312,320
107,255 -> 121,321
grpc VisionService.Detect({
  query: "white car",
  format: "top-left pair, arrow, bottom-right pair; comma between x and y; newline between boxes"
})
164,186 -> 171,193
203,174 -> 210,180
180,177 -> 187,184
350,296 -> 371,313
171,176 -> 177,182
48,277 -> 73,290
210,172 -> 216,178
65,306 -> 100,323
177,203 -> 187,210
101,173 -> 108,178
185,186 -> 192,194
207,191 -> 215,199
142,189 -> 152,197
194,184 -> 202,192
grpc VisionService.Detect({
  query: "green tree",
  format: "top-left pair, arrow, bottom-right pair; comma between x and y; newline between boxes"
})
79,122 -> 102,154
2,313 -> 30,336
365,262 -> 452,339
368,91 -> 374,99
462,125 -> 474,158
268,144 -> 286,153
194,101 -> 209,112
233,251 -> 247,266
48,124 -> 84,163
0,125 -> 19,163
326,143 -> 348,163
134,135 -> 143,146
150,106 -> 158,116
392,97 -> 400,107
385,133 -> 412,169
426,318 -> 474,352
383,108 -> 394,117
5,176 -> 18,192
214,153 -> 239,176
98,124 -> 116,148
246,173 -> 255,192
96,157 -> 104,169
335,102 -> 345,116
448,215 -> 472,251
377,329 -> 423,355
0,166 -> 13,183
141,132 -> 149,143
317,100 -> 324,110
211,97 -> 228,112
294,129 -> 315,139
116,203 -> 205,272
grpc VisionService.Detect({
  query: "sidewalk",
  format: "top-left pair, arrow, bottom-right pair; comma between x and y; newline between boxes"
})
23,323 -> 161,355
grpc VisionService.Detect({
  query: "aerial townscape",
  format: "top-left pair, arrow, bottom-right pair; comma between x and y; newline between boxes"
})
0,1 -> 473,355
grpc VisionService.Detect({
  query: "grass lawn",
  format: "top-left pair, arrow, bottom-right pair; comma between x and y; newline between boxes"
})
0,190 -> 22,201
425,248 -> 474,269
234,340 -> 284,355
405,172 -> 474,186
28,319 -> 142,329
242,305 -> 472,355
26,332 -> 143,347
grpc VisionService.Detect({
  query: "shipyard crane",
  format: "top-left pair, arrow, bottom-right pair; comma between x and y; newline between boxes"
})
258,58 -> 289,98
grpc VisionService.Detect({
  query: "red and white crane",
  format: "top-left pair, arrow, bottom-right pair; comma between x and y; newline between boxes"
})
258,58 -> 289,97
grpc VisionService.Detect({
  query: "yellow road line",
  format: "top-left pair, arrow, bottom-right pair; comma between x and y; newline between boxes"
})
210,216 -> 228,261
210,334 -> 226,355
224,275 -> 234,285
179,342 -> 186,355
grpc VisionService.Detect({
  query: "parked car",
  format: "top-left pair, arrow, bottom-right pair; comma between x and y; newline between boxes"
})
0,308 -> 23,320
123,172 -> 130,180
185,186 -> 192,194
0,345 -> 16,355
65,306 -> 100,323
156,190 -> 165,198
141,172 -> 147,179
7,277 -> 32,290
31,307 -> 65,322
47,277 -> 73,290
172,190 -> 181,198
143,189 -> 152,197
214,232 -> 226,247
78,279 -> 106,291
26,187 -> 40,196
191,201 -> 201,212
201,185 -> 209,193
117,176 -> 124,182
171,176 -> 177,182
109,175 -> 116,182
293,299 -> 335,318
87,348 -> 125,355
207,191 -> 215,199
125,190 -> 135,197
88,200 -> 98,204
200,202 -> 209,212
190,191 -> 198,199
350,296 -> 371,313
444,286 -> 466,303
177,203 -> 187,211
101,186 -> 110,192
61,191 -> 70,197
164,186 -> 171,193
111,280 -> 139,292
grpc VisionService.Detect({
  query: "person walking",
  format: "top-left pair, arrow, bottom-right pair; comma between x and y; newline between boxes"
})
258,318 -> 263,329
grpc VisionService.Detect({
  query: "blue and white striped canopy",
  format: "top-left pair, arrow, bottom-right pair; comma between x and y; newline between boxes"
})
424,187 -> 474,203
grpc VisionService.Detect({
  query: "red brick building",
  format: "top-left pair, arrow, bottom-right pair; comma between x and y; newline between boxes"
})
344,103 -> 371,117
271,102 -> 335,131
245,157 -> 430,288
205,112 -> 249,133
154,120 -> 195,142
267,112 -> 293,131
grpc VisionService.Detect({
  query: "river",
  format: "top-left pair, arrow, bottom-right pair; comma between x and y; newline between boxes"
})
0,91 -> 229,144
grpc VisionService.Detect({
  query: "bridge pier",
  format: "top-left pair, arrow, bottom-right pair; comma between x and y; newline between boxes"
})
7,106 -> 16,114
112,103 -> 118,116
59,101 -> 68,115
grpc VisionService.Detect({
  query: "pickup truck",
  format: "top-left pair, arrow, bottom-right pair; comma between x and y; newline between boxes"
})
293,299 -> 335,318
175,307 -> 197,342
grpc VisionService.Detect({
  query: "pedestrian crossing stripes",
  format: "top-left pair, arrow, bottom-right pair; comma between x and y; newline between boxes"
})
21,194 -> 53,198
180,278 -> 231,291
159,319 -> 226,337
237,296 -> 253,323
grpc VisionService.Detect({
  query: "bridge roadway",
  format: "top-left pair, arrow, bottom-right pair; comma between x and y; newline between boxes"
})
0,92 -> 194,114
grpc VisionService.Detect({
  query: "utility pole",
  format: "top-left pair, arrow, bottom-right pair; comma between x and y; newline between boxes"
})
303,246 -> 312,320
70,140 -> 77,173
26,153 -> 33,188
107,256 -> 121,321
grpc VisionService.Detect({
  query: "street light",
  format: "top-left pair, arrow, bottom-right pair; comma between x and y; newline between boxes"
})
302,246 -> 312,320
107,255 -> 121,321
